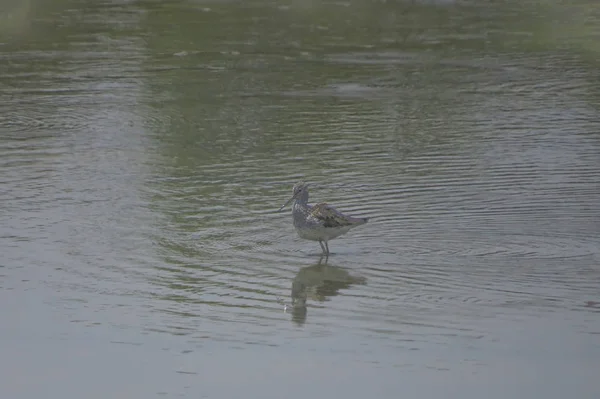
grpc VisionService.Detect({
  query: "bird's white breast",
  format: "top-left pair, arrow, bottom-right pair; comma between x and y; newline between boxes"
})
295,225 -> 353,242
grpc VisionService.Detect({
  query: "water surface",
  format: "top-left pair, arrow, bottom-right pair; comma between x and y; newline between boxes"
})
1,1 -> 599,398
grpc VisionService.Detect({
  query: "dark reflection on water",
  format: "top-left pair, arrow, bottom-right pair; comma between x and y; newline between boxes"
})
290,255 -> 367,326
1,0 -> 600,398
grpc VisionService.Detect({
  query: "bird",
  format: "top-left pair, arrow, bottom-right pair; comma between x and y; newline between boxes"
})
278,181 -> 369,255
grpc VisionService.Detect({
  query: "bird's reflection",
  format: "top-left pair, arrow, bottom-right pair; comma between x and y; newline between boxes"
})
289,255 -> 366,326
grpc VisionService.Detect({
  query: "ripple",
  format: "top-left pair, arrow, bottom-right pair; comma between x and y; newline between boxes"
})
1,0 -> 599,361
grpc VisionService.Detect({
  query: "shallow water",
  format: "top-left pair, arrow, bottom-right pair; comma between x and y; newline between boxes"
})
1,0 -> 599,398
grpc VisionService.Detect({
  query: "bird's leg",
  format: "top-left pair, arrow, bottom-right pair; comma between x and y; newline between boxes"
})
325,241 -> 330,255
318,240 -> 326,254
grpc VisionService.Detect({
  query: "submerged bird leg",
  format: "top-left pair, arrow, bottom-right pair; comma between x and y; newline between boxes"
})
318,240 -> 326,254
318,253 -> 328,265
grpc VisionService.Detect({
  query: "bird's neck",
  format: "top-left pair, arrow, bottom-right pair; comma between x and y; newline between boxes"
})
293,191 -> 309,207
292,200 -> 310,226
293,198 -> 309,209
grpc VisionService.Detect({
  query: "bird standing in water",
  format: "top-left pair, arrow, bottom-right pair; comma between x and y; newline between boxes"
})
279,182 -> 369,255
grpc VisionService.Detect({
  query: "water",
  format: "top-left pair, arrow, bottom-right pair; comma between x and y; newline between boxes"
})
1,1 -> 599,398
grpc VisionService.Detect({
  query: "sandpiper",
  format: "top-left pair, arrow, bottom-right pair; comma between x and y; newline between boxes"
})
279,181 -> 369,255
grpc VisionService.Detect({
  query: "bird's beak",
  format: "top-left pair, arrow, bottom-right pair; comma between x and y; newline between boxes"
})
278,196 -> 294,212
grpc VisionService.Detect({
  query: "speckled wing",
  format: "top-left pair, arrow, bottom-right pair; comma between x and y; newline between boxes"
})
309,203 -> 358,228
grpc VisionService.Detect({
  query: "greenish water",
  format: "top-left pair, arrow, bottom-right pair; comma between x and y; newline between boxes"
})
1,1 -> 599,398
